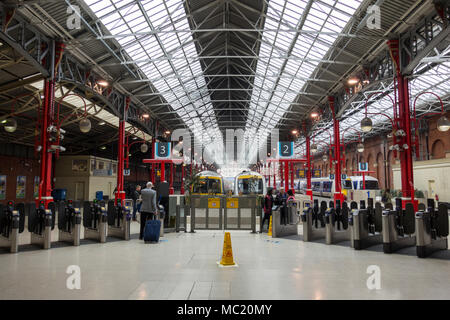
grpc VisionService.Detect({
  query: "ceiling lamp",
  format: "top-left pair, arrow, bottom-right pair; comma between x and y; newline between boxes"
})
100,146 -> 106,150
322,154 -> 328,161
357,142 -> 365,153
97,80 -> 109,87
79,118 -> 91,133
4,118 -> 17,133
165,130 -> 171,135
98,121 -> 106,126
142,114 -> 150,119
360,117 -> 373,133
140,143 -> 148,153
437,115 -> 450,132
348,77 -> 359,85
291,129 -> 298,135
310,144 -> 318,153
310,112 -> 319,119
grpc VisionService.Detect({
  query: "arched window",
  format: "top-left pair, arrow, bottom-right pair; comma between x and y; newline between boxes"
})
431,139 -> 445,159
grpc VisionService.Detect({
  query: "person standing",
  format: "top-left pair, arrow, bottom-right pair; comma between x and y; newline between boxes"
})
261,188 -> 274,233
139,182 -> 158,240
131,185 -> 141,221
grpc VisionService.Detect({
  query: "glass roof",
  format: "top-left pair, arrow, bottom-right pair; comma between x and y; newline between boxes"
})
243,0 -> 362,163
84,0 -> 222,150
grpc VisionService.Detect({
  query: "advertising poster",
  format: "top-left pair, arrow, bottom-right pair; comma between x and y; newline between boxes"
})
0,175 -> 6,200
16,176 -> 26,199
34,176 -> 40,198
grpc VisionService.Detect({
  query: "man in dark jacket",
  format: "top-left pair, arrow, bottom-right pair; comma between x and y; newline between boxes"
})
261,188 -> 274,233
131,185 -> 141,221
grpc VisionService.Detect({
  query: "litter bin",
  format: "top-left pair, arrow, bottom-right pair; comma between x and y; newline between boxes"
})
96,191 -> 103,201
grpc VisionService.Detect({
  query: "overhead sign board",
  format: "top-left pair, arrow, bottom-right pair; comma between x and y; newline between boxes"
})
278,141 -> 294,159
155,142 -> 171,159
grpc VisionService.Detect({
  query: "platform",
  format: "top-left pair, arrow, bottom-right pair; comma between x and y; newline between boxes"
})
0,222 -> 448,300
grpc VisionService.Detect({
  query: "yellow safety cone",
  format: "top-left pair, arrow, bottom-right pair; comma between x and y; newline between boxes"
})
267,215 -> 273,237
218,232 -> 238,267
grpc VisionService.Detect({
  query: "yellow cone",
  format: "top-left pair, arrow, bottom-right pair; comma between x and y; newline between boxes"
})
268,215 -> 273,237
219,232 -> 236,266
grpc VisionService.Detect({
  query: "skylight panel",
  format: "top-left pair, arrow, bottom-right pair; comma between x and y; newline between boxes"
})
85,0 -> 223,148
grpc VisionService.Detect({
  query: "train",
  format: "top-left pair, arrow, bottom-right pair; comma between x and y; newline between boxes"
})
296,175 -> 380,198
191,171 -> 225,195
233,170 -> 267,195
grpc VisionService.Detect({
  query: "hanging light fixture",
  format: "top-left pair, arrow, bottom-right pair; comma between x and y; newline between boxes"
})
4,118 -> 17,133
79,118 -> 91,133
322,154 -> 328,161
140,143 -> 148,153
357,142 -> 364,153
310,144 -> 318,153
437,115 -> 450,132
360,117 -> 373,132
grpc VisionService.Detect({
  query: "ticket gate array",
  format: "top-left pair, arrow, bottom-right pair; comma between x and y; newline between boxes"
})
301,199 -> 326,241
107,200 -> 132,240
83,199 -> 108,243
0,201 -> 25,253
28,201 -> 55,249
325,200 -> 351,245
415,199 -> 449,258
58,200 -> 82,246
382,199 -> 416,253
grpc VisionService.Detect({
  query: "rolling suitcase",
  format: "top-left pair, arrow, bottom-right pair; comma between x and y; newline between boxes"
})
144,215 -> 161,243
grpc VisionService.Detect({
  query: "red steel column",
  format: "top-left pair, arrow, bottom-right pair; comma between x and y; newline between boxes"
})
161,162 -> 165,182
306,135 -> 313,200
329,96 -> 344,204
36,41 -> 64,208
290,162 -> 294,190
169,162 -> 174,194
115,97 -> 130,205
37,79 -> 56,207
180,164 -> 185,194
273,162 -> 276,189
284,160 -> 289,192
388,40 -> 417,209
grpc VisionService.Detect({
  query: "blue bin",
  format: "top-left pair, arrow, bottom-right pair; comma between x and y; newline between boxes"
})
52,189 -> 67,201
95,191 -> 103,201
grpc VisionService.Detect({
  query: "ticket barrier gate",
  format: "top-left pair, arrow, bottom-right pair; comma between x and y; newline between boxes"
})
29,201 -> 55,249
272,201 -> 299,238
416,199 -> 449,258
301,199 -> 327,241
382,198 -> 416,253
107,200 -> 132,240
0,201 -> 25,253
325,200 -> 350,245
57,200 -> 81,246
350,199 -> 383,250
83,200 -> 107,243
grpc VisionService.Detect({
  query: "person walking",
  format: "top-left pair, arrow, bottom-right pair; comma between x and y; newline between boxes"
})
139,182 -> 158,240
131,185 -> 141,221
261,188 -> 274,233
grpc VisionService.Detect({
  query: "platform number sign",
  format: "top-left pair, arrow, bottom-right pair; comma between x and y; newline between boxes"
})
278,141 -> 294,159
155,142 -> 171,159
341,174 -> 347,180
123,169 -> 130,176
359,162 -> 368,172
329,174 -> 335,180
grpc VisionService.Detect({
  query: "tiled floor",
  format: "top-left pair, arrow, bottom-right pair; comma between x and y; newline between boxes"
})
0,222 -> 449,300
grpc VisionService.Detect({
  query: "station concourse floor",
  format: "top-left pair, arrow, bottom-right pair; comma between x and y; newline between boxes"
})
0,222 -> 449,300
